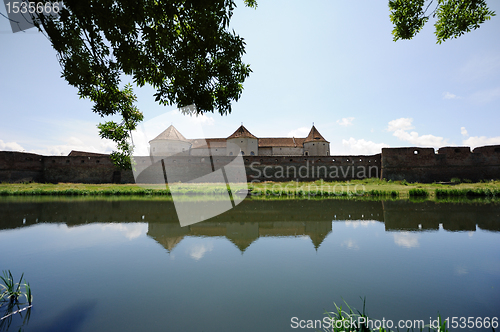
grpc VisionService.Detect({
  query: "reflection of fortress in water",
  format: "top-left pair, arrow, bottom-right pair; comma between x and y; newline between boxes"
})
1,199 -> 499,252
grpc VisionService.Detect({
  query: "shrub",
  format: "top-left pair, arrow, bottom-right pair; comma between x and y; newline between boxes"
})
409,188 -> 429,197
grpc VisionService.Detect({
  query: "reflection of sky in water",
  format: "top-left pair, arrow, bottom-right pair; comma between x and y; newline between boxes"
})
393,232 -> 420,248
188,242 -> 214,260
1,206 -> 499,332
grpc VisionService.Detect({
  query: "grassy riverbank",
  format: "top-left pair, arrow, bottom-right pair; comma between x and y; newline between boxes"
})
1,179 -> 499,199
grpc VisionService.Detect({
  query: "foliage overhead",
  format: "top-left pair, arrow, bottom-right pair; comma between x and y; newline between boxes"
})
32,0 -> 257,168
388,0 -> 495,43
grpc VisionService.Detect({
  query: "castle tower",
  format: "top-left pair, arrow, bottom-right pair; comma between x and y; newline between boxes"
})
303,125 -> 329,156
226,125 -> 258,156
149,125 -> 192,156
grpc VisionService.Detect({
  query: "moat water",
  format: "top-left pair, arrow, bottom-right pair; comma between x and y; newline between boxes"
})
1,197 -> 499,331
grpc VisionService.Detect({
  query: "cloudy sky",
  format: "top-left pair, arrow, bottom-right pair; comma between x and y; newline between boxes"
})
1,1 -> 499,156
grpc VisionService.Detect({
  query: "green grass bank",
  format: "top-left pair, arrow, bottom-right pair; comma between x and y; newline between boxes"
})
1,178 -> 499,200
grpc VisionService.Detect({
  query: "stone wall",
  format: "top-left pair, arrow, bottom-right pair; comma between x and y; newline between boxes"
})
381,145 -> 500,182
242,155 -> 380,182
0,151 -> 44,183
43,155 -> 134,184
0,152 -> 133,184
1,144 -> 499,183
132,154 -> 381,183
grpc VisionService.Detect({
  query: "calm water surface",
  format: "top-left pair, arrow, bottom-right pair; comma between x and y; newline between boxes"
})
0,197 -> 499,331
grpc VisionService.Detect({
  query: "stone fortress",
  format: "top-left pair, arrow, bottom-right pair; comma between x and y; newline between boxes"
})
0,123 -> 499,184
149,124 -> 330,157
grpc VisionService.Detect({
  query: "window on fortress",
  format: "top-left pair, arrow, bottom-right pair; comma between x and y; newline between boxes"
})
229,152 -> 233,156
250,151 -> 255,155
304,151 -> 309,156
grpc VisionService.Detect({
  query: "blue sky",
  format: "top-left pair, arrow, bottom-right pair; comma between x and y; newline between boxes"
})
1,1 -> 499,156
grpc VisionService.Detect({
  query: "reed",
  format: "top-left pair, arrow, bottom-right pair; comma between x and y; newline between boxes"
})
324,299 -> 449,332
435,188 -> 500,197
1,270 -> 32,330
408,188 -> 429,197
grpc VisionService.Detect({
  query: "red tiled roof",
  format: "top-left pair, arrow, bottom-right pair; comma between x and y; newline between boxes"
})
227,125 -> 257,139
258,137 -> 305,148
304,126 -> 328,143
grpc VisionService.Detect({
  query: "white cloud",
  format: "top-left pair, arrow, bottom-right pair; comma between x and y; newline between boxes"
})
185,113 -> 215,126
31,135 -> 116,156
387,118 -> 447,148
463,135 -> 500,148
336,117 -> 354,127
342,138 -> 389,155
393,232 -> 419,248
387,118 -> 414,132
287,127 -> 310,137
460,127 -> 468,137
443,92 -> 460,100
189,243 -> 214,261
0,140 -> 24,151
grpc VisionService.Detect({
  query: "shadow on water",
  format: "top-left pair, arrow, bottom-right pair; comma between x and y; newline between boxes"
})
33,300 -> 97,332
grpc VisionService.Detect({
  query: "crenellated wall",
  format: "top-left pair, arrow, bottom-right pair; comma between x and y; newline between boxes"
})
0,152 -> 133,184
381,145 -> 500,182
0,144 -> 499,183
0,151 -> 44,183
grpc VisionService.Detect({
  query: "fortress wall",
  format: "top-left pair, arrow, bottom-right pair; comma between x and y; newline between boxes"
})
134,155 -> 381,183
1,145 -> 498,184
381,145 -> 500,182
242,155 -> 381,182
270,147 -> 303,156
43,156 -> 117,183
0,151 -> 44,183
43,156 -> 134,183
0,152 -> 133,184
